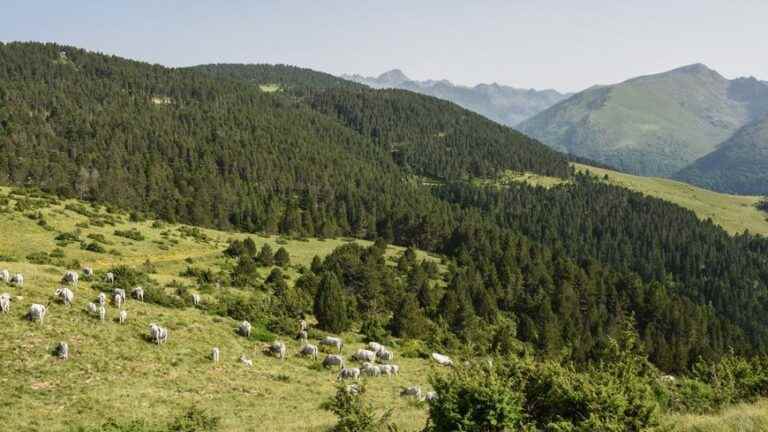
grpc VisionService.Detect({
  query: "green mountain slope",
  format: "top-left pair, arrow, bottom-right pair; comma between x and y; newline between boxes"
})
0,42 -> 568,237
5,42 -> 768,377
519,64 -> 768,177
674,114 -> 768,195
342,69 -> 570,125
307,87 -> 569,179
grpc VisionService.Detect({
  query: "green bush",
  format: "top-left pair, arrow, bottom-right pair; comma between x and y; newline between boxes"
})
325,384 -> 393,432
26,251 -> 51,265
55,231 -> 81,244
82,242 -> 106,253
427,354 -> 661,432
114,228 -> 145,241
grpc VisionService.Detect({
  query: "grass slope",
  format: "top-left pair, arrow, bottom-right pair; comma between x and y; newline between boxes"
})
520,65 -> 768,177
0,188 -> 438,431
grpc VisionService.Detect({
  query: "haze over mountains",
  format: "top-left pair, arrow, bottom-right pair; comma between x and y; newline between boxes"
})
519,63 -> 768,183
341,69 -> 570,126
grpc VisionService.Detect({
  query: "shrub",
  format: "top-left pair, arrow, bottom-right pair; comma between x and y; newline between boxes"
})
82,242 -> 106,253
55,231 -> 81,244
326,384 -> 393,432
166,407 -> 220,432
87,233 -> 113,244
427,357 -> 661,432
360,316 -> 389,343
114,229 -> 145,241
27,251 -> 51,265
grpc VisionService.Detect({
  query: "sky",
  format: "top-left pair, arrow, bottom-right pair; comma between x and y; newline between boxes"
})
2,0 -> 766,92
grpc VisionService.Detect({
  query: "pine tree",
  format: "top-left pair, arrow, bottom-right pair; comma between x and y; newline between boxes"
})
390,294 -> 430,339
257,244 -> 274,266
274,247 -> 291,267
314,272 -> 350,333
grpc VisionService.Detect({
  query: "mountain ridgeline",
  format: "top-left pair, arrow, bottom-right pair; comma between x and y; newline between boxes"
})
3,43 -> 768,372
520,64 -> 768,181
342,69 -> 570,126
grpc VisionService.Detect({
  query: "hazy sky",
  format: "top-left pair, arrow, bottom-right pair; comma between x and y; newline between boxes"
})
2,0 -> 766,92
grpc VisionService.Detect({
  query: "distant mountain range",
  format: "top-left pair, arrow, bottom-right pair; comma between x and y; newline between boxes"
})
341,69 -> 570,126
519,64 -> 768,181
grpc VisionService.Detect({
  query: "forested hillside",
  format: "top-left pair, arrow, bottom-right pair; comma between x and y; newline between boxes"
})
2,42 -> 768,376
308,88 -> 570,179
674,113 -> 768,195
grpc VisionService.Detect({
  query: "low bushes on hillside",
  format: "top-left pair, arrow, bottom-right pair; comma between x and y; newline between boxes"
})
113,228 -> 145,241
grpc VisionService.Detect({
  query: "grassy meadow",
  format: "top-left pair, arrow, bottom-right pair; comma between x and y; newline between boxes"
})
0,187 -> 437,431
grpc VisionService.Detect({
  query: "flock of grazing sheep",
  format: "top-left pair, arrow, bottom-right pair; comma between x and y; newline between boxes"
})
1,266 -> 453,402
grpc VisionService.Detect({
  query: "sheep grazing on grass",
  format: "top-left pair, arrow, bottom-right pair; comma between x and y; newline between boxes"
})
238,321 -> 252,337
105,272 -> 115,284
98,305 -> 106,322
97,292 -> 106,306
400,386 -> 422,399
149,323 -> 169,344
424,391 -> 438,402
132,287 -> 144,302
367,342 -> 385,353
118,310 -> 127,324
86,302 -> 99,316
338,367 -> 361,381
0,269 -> 9,282
299,344 -> 319,360
319,336 -> 343,353
28,304 -> 47,324
113,292 -> 124,309
0,293 -> 11,313
211,347 -> 220,363
322,354 -> 344,370
378,364 -> 394,377
11,273 -> 23,286
376,349 -> 394,363
352,349 -> 376,363
191,293 -> 200,306
296,330 -> 308,344
431,352 -> 453,366
270,341 -> 287,360
82,267 -> 94,278
55,287 -> 75,305
389,364 -> 400,376
61,270 -> 79,286
56,342 -> 69,360
239,355 -> 253,367
361,363 -> 381,377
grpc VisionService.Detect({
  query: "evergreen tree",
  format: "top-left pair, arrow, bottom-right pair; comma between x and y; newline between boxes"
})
314,272 -> 350,333
257,244 -> 274,267
274,247 -> 291,267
